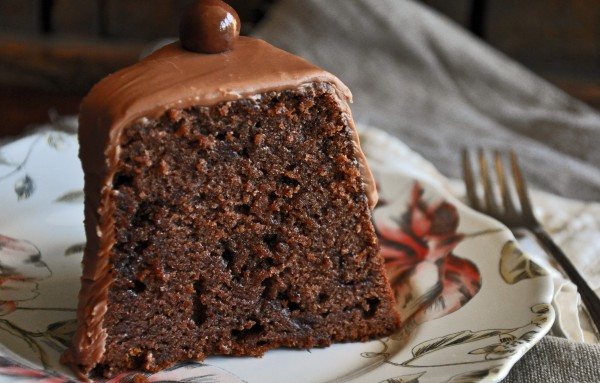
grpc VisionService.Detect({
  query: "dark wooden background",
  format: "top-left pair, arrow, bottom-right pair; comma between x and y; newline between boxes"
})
1,0 -> 598,139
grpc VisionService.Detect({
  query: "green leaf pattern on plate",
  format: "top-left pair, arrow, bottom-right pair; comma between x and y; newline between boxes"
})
500,241 -> 548,284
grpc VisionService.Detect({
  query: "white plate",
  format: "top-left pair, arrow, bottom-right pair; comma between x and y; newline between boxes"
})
0,128 -> 553,383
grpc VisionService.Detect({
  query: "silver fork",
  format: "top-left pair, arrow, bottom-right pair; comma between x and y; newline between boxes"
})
462,149 -> 600,336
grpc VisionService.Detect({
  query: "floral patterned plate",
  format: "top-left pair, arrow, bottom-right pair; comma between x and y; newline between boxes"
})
0,125 -> 554,383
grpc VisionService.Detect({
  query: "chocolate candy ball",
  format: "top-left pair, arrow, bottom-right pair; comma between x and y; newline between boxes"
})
179,0 -> 241,53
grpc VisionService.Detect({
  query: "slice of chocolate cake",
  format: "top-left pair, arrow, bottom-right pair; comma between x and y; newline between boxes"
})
62,0 -> 400,378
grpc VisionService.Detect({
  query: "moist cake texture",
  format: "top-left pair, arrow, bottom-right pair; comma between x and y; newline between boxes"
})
101,82 -> 397,375
62,10 -> 400,377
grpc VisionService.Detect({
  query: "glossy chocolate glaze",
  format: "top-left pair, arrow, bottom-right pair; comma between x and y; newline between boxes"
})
61,36 -> 378,377
180,0 -> 241,53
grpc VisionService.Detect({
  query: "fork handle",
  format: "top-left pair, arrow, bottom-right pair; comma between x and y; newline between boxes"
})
531,227 -> 600,337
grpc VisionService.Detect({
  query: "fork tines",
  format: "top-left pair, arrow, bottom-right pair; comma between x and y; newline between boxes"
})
462,149 -> 536,227
462,148 -> 600,336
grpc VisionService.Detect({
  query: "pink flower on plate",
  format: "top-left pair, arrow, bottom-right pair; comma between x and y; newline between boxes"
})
0,234 -> 52,315
375,182 -> 481,330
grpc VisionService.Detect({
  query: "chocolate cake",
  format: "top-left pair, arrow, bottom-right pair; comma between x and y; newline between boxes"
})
62,0 -> 400,378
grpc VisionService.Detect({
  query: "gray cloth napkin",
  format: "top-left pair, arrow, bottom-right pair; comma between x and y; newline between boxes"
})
253,0 -> 600,381
503,336 -> 600,383
254,0 -> 600,203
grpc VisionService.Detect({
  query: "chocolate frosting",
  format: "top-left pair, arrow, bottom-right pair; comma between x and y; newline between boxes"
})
62,36 -> 378,376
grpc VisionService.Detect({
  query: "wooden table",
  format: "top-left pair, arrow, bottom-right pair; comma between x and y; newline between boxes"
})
0,87 -> 83,140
